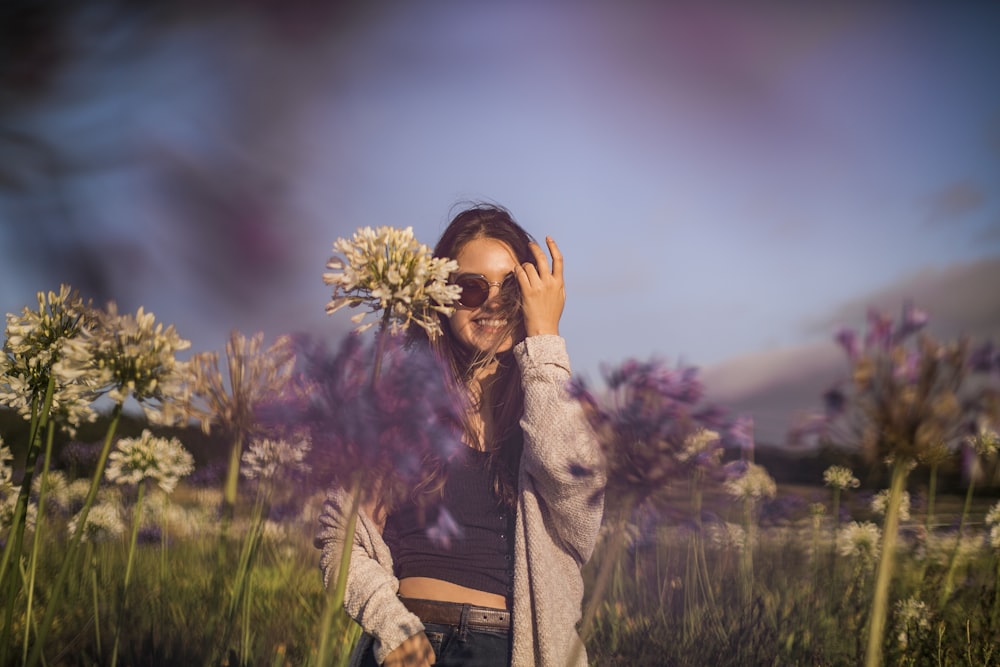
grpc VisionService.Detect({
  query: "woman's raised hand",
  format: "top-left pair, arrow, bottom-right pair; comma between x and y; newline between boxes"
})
516,236 -> 565,338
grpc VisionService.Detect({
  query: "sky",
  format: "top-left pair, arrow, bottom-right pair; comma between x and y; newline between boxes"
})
1,2 -> 999,445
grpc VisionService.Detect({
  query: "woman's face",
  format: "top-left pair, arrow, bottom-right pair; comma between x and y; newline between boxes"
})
448,236 -> 521,355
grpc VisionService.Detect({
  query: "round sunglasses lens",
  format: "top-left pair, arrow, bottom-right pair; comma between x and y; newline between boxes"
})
457,278 -> 489,308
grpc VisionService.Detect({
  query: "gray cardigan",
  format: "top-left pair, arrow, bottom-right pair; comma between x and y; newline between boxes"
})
315,335 -> 606,666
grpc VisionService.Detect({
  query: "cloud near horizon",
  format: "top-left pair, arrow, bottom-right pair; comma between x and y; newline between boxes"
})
702,255 -> 1000,446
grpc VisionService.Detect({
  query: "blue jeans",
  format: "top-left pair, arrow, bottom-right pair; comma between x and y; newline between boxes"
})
359,622 -> 511,666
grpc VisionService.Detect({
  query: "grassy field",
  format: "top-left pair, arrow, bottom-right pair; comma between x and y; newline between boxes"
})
3,468 -> 999,666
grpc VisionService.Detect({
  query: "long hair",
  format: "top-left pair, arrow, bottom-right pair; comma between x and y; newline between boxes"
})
412,203 -> 536,509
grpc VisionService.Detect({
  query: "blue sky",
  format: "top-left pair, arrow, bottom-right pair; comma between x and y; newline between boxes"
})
1,2 -> 998,444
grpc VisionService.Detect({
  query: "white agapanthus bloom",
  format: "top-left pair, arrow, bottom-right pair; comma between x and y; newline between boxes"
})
31,469 -> 71,512
1,492 -> 38,531
893,596 -> 931,650
323,225 -> 461,337
724,462 -> 777,501
0,440 -> 13,492
0,285 -> 101,435
838,521 -> 882,561
677,428 -> 722,464
823,465 -> 860,491
105,429 -> 194,494
58,303 -> 196,427
871,489 -> 911,522
241,436 -> 311,482
68,501 -> 125,542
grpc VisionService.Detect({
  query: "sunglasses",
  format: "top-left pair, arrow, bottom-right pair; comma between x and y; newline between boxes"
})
451,272 -> 517,308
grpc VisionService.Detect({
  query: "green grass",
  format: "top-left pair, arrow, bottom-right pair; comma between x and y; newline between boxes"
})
3,478 -> 1000,666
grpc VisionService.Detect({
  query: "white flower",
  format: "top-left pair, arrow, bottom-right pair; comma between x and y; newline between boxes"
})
871,489 -> 911,522
724,462 -> 777,501
323,226 -> 461,337
823,465 -> 860,491
68,501 -> 125,542
990,525 -> 1000,550
0,440 -> 13,492
1,492 -> 38,531
838,521 -> 882,561
893,596 -> 931,650
31,469 -> 71,512
986,500 -> 1000,528
186,331 -> 296,435
59,304 -> 195,426
677,429 -> 722,464
240,436 -> 311,482
705,522 -> 747,551
0,285 -> 101,435
968,423 -> 1000,456
105,429 -> 194,494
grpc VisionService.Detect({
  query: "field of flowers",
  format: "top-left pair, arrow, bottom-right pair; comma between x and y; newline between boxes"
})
2,227 -> 999,666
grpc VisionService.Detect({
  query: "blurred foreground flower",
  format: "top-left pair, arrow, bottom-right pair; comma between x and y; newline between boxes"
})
241,436 -> 311,483
570,359 -> 735,512
272,334 -> 463,510
188,330 -> 296,514
797,302 -> 999,667
323,225 -> 460,336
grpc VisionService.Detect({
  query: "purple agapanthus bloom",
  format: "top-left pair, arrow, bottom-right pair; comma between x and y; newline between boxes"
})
259,332 -> 465,510
570,357 -> 737,512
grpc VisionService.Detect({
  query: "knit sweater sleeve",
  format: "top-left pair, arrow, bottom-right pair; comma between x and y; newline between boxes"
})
513,335 -> 606,564
315,487 -> 424,664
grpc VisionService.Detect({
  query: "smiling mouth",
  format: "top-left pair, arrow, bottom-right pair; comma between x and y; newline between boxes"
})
474,318 -> 508,330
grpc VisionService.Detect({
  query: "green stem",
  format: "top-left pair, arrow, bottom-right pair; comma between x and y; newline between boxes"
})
222,432 -> 245,520
570,502 -> 632,667
21,420 -> 56,664
864,459 -> 908,667
740,498 -> 754,608
27,403 -> 123,667
111,481 -> 146,667
940,474 -> 976,606
0,377 -> 55,665
925,463 -> 938,535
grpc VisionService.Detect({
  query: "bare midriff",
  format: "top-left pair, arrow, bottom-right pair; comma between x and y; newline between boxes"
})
398,577 -> 508,610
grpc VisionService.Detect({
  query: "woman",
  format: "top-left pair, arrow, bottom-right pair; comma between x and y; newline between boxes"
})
316,204 -> 605,666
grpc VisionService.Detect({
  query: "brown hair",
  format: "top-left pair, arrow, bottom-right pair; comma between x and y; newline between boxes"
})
412,203 -> 536,509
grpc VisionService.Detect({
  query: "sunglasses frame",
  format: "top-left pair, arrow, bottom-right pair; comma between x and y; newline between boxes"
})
451,272 -> 517,308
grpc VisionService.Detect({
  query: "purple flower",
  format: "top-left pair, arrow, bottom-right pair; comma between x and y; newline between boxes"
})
893,301 -> 929,342
261,333 -> 465,509
835,328 -> 860,362
864,308 -> 894,352
425,507 -> 463,550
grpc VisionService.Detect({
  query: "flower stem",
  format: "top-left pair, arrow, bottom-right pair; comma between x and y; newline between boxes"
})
570,502 -> 632,667
0,376 -> 55,665
21,419 -> 56,664
27,402 -> 123,667
864,459 -> 908,667
940,473 -> 976,606
110,481 -> 146,667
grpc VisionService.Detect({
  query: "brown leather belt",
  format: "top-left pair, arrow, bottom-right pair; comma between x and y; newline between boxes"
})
399,597 -> 511,631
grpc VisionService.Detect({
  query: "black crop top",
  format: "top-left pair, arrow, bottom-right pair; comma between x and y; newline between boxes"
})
382,447 -> 515,599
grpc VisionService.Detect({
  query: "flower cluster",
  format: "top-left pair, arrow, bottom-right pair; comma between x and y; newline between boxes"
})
105,429 -> 194,494
838,520 -> 882,562
870,488 -> 911,522
0,285 -> 101,434
823,465 -> 860,491
723,462 -> 777,502
986,500 -> 1000,550
570,358 -> 739,511
60,304 -> 196,425
893,596 -> 931,650
323,226 -> 460,337
797,303 -> 1000,468
68,501 -> 125,542
187,330 -> 297,436
240,436 -> 311,482
268,333 -> 464,509
0,439 -> 12,494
